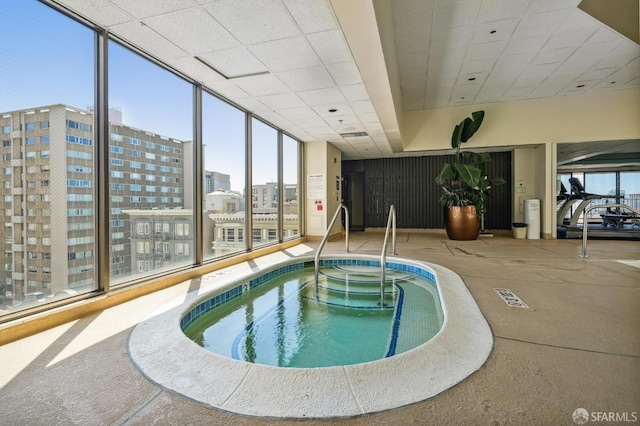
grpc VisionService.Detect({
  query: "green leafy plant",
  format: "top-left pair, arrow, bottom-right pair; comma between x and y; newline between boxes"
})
435,110 -> 505,215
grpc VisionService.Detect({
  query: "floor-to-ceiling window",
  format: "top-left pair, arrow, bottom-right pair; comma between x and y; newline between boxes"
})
0,0 -> 302,321
108,41 -> 195,284
0,0 -> 98,313
202,93 -> 247,260
620,172 -> 640,211
282,134 -> 300,239
251,118 -> 279,248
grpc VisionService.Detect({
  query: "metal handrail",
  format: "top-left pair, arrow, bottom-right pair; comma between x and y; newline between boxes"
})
314,204 -> 349,288
580,203 -> 640,258
380,205 -> 396,306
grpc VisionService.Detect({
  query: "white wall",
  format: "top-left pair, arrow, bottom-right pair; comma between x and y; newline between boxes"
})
304,141 -> 342,238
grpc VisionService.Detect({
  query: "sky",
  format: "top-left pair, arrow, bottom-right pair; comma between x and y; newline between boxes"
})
0,0 -> 295,192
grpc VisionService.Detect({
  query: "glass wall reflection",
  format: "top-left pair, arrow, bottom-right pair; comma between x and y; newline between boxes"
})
108,41 -> 195,285
202,93 -> 247,260
0,0 -> 97,313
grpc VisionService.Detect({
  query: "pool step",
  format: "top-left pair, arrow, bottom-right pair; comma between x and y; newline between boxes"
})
303,275 -> 397,310
321,266 -> 412,284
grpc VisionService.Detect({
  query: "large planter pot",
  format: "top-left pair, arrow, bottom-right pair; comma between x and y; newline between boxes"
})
445,206 -> 480,240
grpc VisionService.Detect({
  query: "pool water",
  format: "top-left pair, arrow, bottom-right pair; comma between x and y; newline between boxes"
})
183,264 -> 443,368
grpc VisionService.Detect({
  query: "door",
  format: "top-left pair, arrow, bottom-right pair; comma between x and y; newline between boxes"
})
344,172 -> 364,231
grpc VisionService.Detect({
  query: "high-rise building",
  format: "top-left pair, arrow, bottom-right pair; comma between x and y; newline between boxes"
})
0,104 -> 191,306
204,170 -> 230,194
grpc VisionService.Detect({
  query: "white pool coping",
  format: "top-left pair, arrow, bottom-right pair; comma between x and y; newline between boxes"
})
127,255 -> 493,419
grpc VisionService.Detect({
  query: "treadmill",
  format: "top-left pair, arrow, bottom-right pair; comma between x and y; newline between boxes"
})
558,177 -> 640,240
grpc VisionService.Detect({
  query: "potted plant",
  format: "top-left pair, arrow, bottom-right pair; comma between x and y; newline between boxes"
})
435,110 -> 505,240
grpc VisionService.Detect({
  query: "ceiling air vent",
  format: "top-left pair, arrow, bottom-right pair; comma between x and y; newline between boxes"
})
339,132 -> 368,138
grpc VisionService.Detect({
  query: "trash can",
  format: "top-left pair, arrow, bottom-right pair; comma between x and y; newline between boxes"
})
512,222 -> 527,239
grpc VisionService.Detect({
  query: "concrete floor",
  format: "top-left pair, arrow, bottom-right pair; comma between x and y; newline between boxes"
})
1,230 -> 639,425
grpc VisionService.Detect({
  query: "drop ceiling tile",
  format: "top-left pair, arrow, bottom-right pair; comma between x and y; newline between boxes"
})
56,0 -> 133,26
477,0 -> 529,22
277,67 -> 335,92
312,104 -> 355,118
622,76 -> 640,87
608,40 -> 640,57
543,27 -> 598,51
430,25 -> 474,50
489,52 -> 535,79
472,19 -> 519,44
282,0 -> 337,34
395,33 -> 432,55
425,86 -> 453,103
350,100 -> 376,115
249,37 -> 321,72
402,80 -> 427,95
578,68 -> 617,81
277,107 -> 320,120
607,58 -> 640,79
460,57 -> 496,74
456,72 -> 489,85
433,0 -> 481,29
426,70 -> 457,88
392,0 -> 433,35
512,9 -> 573,39
326,62 -> 363,86
502,86 -> 535,99
143,7 -> 238,55
558,79 -> 600,95
510,76 -> 551,90
518,62 -> 560,79
398,52 -> 429,69
233,97 -> 270,112
592,52 -> 638,70
450,84 -> 481,100
257,93 -> 306,110
340,84 -> 370,102
553,41 -> 620,74
528,73 -> 580,97
197,47 -> 268,78
428,46 -> 466,66
206,80 -> 251,99
531,47 -> 577,65
298,87 -> 346,106
232,74 -> 290,97
525,0 -> 581,15
307,30 -> 352,65
357,113 -> 381,124
203,0 -> 300,45
503,35 -> 549,55
109,21 -> 187,59
400,67 -> 428,82
465,41 -> 507,61
164,56 -> 226,83
109,0 -> 197,19
475,82 -> 511,102
586,27 -> 623,45
292,118 -> 330,128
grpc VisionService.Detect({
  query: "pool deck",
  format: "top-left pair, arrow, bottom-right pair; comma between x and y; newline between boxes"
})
1,230 -> 639,425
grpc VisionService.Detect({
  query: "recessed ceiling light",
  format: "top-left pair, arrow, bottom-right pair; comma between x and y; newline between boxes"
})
328,108 -> 338,113
468,77 -> 476,81
610,81 -> 616,84
461,96 -> 465,99
576,84 -> 585,88
490,30 -> 497,34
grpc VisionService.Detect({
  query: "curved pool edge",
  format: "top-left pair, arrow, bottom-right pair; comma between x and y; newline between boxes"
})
127,254 -> 493,419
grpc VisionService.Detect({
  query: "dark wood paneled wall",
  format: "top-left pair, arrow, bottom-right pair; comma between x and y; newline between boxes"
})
343,152 -> 513,229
